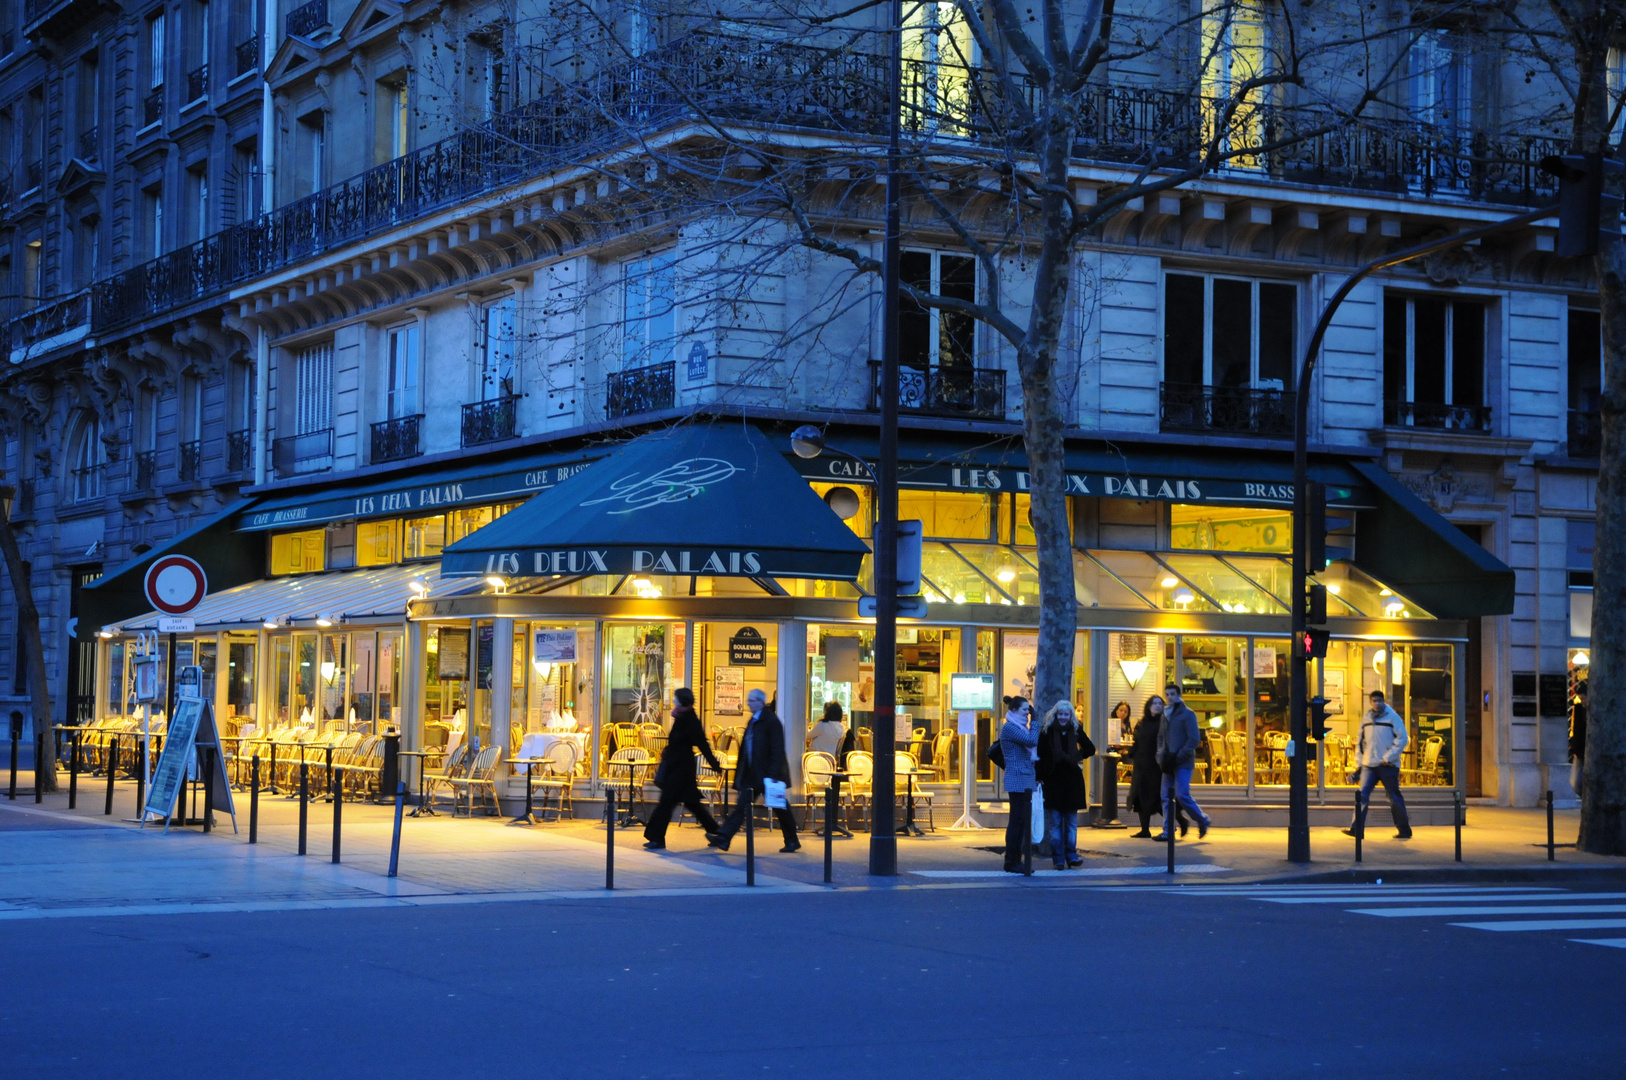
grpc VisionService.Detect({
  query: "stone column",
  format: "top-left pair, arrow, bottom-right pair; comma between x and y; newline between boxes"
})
779,620 -> 809,791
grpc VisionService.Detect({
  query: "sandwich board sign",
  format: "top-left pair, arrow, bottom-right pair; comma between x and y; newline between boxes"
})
141,666 -> 236,832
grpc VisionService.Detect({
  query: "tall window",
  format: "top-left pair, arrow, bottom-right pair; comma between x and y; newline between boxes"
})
184,375 -> 204,443
622,255 -> 675,367
148,11 -> 166,90
1382,293 -> 1488,430
142,184 -> 163,259
1609,48 -> 1626,145
1200,0 -> 1269,165
387,324 -> 420,418
479,298 -> 516,399
297,111 -> 325,196
375,74 -> 408,162
1408,29 -> 1471,131
185,163 -> 208,242
23,240 -> 41,309
1163,274 -> 1296,389
295,342 -> 333,435
901,250 -> 976,369
901,2 -> 973,136
78,51 -> 99,138
71,416 -> 104,502
230,140 -> 257,223
77,216 -> 99,288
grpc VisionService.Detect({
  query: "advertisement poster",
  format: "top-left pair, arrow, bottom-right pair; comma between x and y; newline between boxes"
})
855,662 -> 876,711
1324,668 -> 1346,715
1253,645 -> 1278,678
714,666 -> 745,715
533,629 -> 577,664
437,628 -> 470,681
536,684 -> 557,725
1002,633 -> 1038,703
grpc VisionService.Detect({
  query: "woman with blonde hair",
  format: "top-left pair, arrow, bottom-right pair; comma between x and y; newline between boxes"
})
1035,699 -> 1095,869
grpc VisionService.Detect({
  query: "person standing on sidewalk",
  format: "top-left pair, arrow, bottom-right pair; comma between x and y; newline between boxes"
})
1036,700 -> 1094,869
1343,690 -> 1413,840
1127,696 -> 1187,838
1155,683 -> 1211,840
999,696 -> 1038,873
1570,681 -> 1588,801
643,689 -> 721,850
709,689 -> 799,853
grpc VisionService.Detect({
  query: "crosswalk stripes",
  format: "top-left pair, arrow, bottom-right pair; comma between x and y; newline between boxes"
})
1166,882 -> 1626,950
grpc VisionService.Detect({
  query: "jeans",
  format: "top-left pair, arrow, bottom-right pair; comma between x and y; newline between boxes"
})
1045,808 -> 1078,866
1004,789 -> 1033,868
1350,763 -> 1411,837
1159,766 -> 1209,835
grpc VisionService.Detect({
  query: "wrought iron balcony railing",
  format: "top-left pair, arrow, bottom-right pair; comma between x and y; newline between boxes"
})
178,439 -> 202,482
133,451 -> 156,492
1384,399 -> 1494,433
371,414 -> 423,463
1159,381 -> 1296,438
235,37 -> 259,78
607,362 -> 676,419
272,428 -> 333,475
285,0 -> 328,38
77,126 -> 97,160
871,361 -> 1007,421
461,396 -> 518,448
142,88 -> 163,128
1568,409 -> 1602,458
89,34 -> 1569,338
226,428 -> 254,473
7,290 -> 88,348
186,65 -> 208,103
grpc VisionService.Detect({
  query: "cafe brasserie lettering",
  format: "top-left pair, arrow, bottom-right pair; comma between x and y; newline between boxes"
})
634,549 -> 763,574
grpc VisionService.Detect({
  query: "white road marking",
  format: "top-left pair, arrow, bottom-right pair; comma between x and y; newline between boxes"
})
910,864 -> 1231,878
1353,904 -> 1626,918
1260,892 -> 1626,905
1453,919 -> 1626,932
1568,937 -> 1626,948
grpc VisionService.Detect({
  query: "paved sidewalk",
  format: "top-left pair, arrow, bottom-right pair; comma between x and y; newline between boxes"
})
0,769 -> 1619,920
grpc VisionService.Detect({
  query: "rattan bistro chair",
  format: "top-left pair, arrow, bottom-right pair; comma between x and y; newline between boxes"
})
447,745 -> 503,816
801,752 -> 838,829
603,747 -> 650,822
533,740 -> 580,821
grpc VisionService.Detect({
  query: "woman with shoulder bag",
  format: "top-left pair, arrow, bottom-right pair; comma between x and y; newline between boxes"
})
998,696 -> 1039,873
1036,700 -> 1094,869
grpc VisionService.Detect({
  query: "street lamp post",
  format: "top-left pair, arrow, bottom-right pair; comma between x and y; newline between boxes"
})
1287,203 -> 1557,862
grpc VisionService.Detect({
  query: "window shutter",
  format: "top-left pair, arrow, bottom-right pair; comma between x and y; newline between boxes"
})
296,343 -> 333,435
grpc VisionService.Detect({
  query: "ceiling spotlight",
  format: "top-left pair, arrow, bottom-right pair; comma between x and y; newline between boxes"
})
1160,576 -> 1179,588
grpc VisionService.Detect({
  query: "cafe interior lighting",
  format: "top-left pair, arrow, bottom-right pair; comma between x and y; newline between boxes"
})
996,566 -> 1017,584
1384,599 -> 1405,616
533,660 -> 554,679
1326,583 -> 1341,595
1160,576 -> 1179,588
316,614 -> 334,627
263,619 -> 278,629
1572,649 -> 1590,667
1117,658 -> 1149,688
1172,587 -> 1195,606
485,576 -> 509,594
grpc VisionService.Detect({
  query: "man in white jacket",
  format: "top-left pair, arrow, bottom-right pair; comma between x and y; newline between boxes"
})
1343,690 -> 1413,840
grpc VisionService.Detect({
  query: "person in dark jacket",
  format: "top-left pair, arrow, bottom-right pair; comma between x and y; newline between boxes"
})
1127,696 -> 1187,838
643,688 -> 722,850
1036,700 -> 1093,869
709,689 -> 800,853
1155,683 -> 1212,840
1570,681 -> 1588,800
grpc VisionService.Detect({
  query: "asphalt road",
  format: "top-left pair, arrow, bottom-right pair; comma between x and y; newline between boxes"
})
0,880 -> 1617,1079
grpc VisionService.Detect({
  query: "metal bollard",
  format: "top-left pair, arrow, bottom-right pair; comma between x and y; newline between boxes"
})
298,762 -> 309,856
331,766 -> 342,864
1454,790 -> 1463,863
605,791 -> 615,890
8,722 -> 17,800
249,755 -> 259,845
104,734 -> 117,815
1166,811 -> 1175,874
135,737 -> 145,819
69,731 -> 79,810
1546,789 -> 1555,862
824,784 -> 836,885
202,747 -> 213,834
745,785 -> 755,887
388,782 -> 405,878
324,746 -> 334,802
1355,803 -> 1364,864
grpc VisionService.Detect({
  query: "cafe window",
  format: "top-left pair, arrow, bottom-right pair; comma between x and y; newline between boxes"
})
810,481 -> 873,538
996,493 -> 1039,546
269,529 -> 326,575
1164,274 -> 1296,390
404,513 -> 447,559
1170,504 -> 1292,554
897,490 -> 993,541
355,519 -> 399,567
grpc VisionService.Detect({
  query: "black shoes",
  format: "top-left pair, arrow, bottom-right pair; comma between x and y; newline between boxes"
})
707,834 -> 731,851
1178,819 -> 1190,838
642,841 -> 665,850
1395,832 -> 1413,840
780,843 -> 802,854
1198,819 -> 1210,840
1341,827 -> 1360,837
1130,829 -> 1153,838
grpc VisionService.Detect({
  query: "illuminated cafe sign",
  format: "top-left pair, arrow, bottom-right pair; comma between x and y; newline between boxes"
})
449,546 -> 862,580
241,459 -> 597,531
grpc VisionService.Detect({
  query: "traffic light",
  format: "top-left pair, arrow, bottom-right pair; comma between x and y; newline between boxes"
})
1307,482 -> 1354,570
1540,153 -> 1624,258
1309,696 -> 1330,741
1304,582 -> 1327,625
1302,628 -> 1330,660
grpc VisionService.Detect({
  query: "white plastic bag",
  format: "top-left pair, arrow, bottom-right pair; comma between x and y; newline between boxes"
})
763,778 -> 789,809
1030,783 -> 1046,846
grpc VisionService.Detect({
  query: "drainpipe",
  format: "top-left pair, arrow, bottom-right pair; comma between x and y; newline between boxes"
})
261,0 -> 276,214
254,325 -> 270,485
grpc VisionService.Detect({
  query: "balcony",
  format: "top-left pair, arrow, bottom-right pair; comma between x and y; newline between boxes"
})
607,362 -> 676,419
186,65 -> 208,104
272,428 -> 333,476
285,0 -> 329,38
178,440 -> 202,482
6,290 -> 89,350
133,451 -> 156,491
1568,409 -> 1602,458
1384,400 -> 1494,433
77,127 -> 97,160
461,396 -> 518,448
370,414 -> 423,463
88,34 -> 1569,337
142,88 -> 163,128
235,37 -> 259,78
226,429 -> 254,473
1160,382 -> 1295,438
872,362 -> 1006,421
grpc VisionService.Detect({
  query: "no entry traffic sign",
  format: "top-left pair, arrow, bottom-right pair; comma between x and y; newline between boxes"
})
143,554 -> 208,616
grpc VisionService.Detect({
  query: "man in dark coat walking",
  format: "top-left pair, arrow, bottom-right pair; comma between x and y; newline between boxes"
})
709,688 -> 800,853
643,688 -> 722,850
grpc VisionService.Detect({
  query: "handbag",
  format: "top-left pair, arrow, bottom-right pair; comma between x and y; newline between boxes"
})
1030,783 -> 1046,846
652,758 -> 670,790
987,738 -> 1006,770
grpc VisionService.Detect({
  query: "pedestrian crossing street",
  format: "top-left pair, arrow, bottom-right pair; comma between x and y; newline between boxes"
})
1168,883 -> 1626,950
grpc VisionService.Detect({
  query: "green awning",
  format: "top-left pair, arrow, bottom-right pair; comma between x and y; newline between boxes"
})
80,500 -> 263,633
1349,460 -> 1514,617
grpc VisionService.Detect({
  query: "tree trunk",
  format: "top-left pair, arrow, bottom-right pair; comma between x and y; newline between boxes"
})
1581,223 -> 1626,853
0,516 -> 56,793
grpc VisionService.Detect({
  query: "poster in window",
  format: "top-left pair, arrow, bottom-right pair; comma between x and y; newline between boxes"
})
1001,633 -> 1037,703
536,684 -> 557,725
476,624 -> 494,690
1253,645 -> 1278,678
532,629 -> 578,664
714,666 -> 745,716
855,662 -> 876,711
436,628 -> 470,680
1323,668 -> 1346,715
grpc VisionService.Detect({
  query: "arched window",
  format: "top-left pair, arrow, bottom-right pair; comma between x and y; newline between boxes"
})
70,415 -> 105,502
